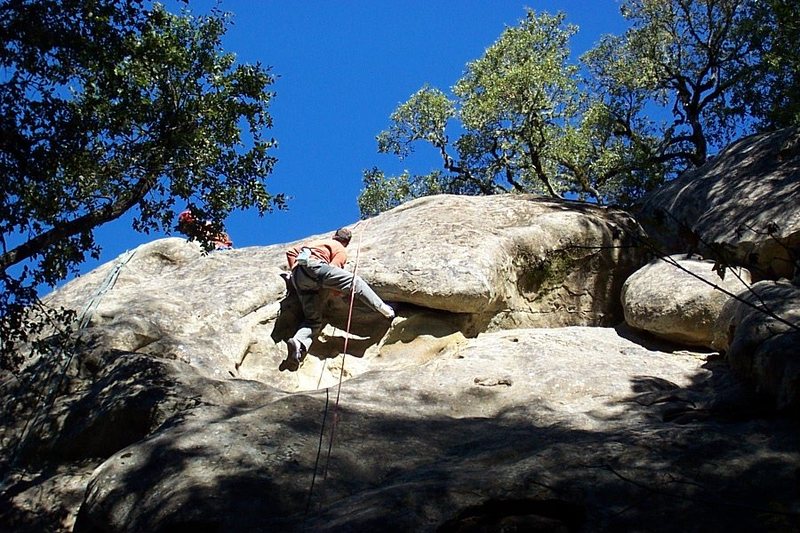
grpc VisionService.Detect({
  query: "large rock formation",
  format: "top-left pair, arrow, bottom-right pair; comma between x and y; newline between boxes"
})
355,194 -> 646,329
35,194 -> 647,390
68,328 -> 793,532
637,126 -> 800,280
1,194 -> 798,532
712,280 -> 800,410
628,127 -> 799,410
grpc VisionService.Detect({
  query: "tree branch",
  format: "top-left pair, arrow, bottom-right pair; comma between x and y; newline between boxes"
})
0,175 -> 154,273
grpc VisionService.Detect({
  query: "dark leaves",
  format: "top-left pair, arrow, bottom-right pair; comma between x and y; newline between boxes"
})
1,0 -> 282,369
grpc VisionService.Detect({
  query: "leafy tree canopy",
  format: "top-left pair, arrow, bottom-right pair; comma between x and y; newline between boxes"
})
360,0 -> 796,217
0,0 -> 283,368
738,0 -> 800,129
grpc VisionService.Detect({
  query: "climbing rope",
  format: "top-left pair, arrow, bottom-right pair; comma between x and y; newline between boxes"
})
75,249 -> 137,330
305,219 -> 371,516
6,249 -> 136,480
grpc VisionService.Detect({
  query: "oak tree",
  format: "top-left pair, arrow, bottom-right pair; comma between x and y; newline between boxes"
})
361,1 -> 788,216
0,0 -> 283,367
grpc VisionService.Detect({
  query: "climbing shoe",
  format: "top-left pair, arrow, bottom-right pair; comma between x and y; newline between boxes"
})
281,338 -> 303,372
378,303 -> 395,320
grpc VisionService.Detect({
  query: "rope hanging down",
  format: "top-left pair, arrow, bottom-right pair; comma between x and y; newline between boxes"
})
305,219 -> 371,515
6,248 -> 137,484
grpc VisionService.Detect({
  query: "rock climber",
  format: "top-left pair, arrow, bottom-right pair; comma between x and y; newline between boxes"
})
177,208 -> 233,250
283,227 -> 395,371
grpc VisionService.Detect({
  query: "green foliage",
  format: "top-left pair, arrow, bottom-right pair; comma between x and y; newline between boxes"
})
361,0 -> 793,217
377,85 -> 454,160
453,11 -> 579,197
360,9 -> 662,217
358,167 -> 445,218
0,0 -> 283,368
737,0 -> 800,129
611,0 -> 758,166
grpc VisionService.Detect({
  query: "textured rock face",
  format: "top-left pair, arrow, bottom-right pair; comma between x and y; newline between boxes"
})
45,237 -> 297,385
357,194 -> 647,329
38,194 -> 647,390
2,194 -> 798,532
637,126 -> 800,280
621,255 -> 752,347
713,280 -> 800,409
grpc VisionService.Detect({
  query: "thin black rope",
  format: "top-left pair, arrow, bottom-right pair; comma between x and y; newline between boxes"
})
304,387 -> 330,518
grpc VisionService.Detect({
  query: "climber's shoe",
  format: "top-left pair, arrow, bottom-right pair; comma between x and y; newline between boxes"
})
280,338 -> 303,372
378,303 -> 395,320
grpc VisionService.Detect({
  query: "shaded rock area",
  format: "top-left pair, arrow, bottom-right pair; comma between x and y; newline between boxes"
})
637,126 -> 800,280
630,127 -> 800,412
4,326 -> 798,533
713,280 -> 800,410
75,329 -> 786,532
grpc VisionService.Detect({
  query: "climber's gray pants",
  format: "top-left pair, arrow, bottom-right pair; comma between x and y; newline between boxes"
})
290,259 -> 387,352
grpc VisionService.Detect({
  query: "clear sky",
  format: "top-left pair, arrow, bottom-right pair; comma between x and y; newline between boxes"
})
84,1 -> 628,284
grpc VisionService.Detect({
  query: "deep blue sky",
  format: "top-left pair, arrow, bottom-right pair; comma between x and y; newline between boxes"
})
86,1 -> 628,283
